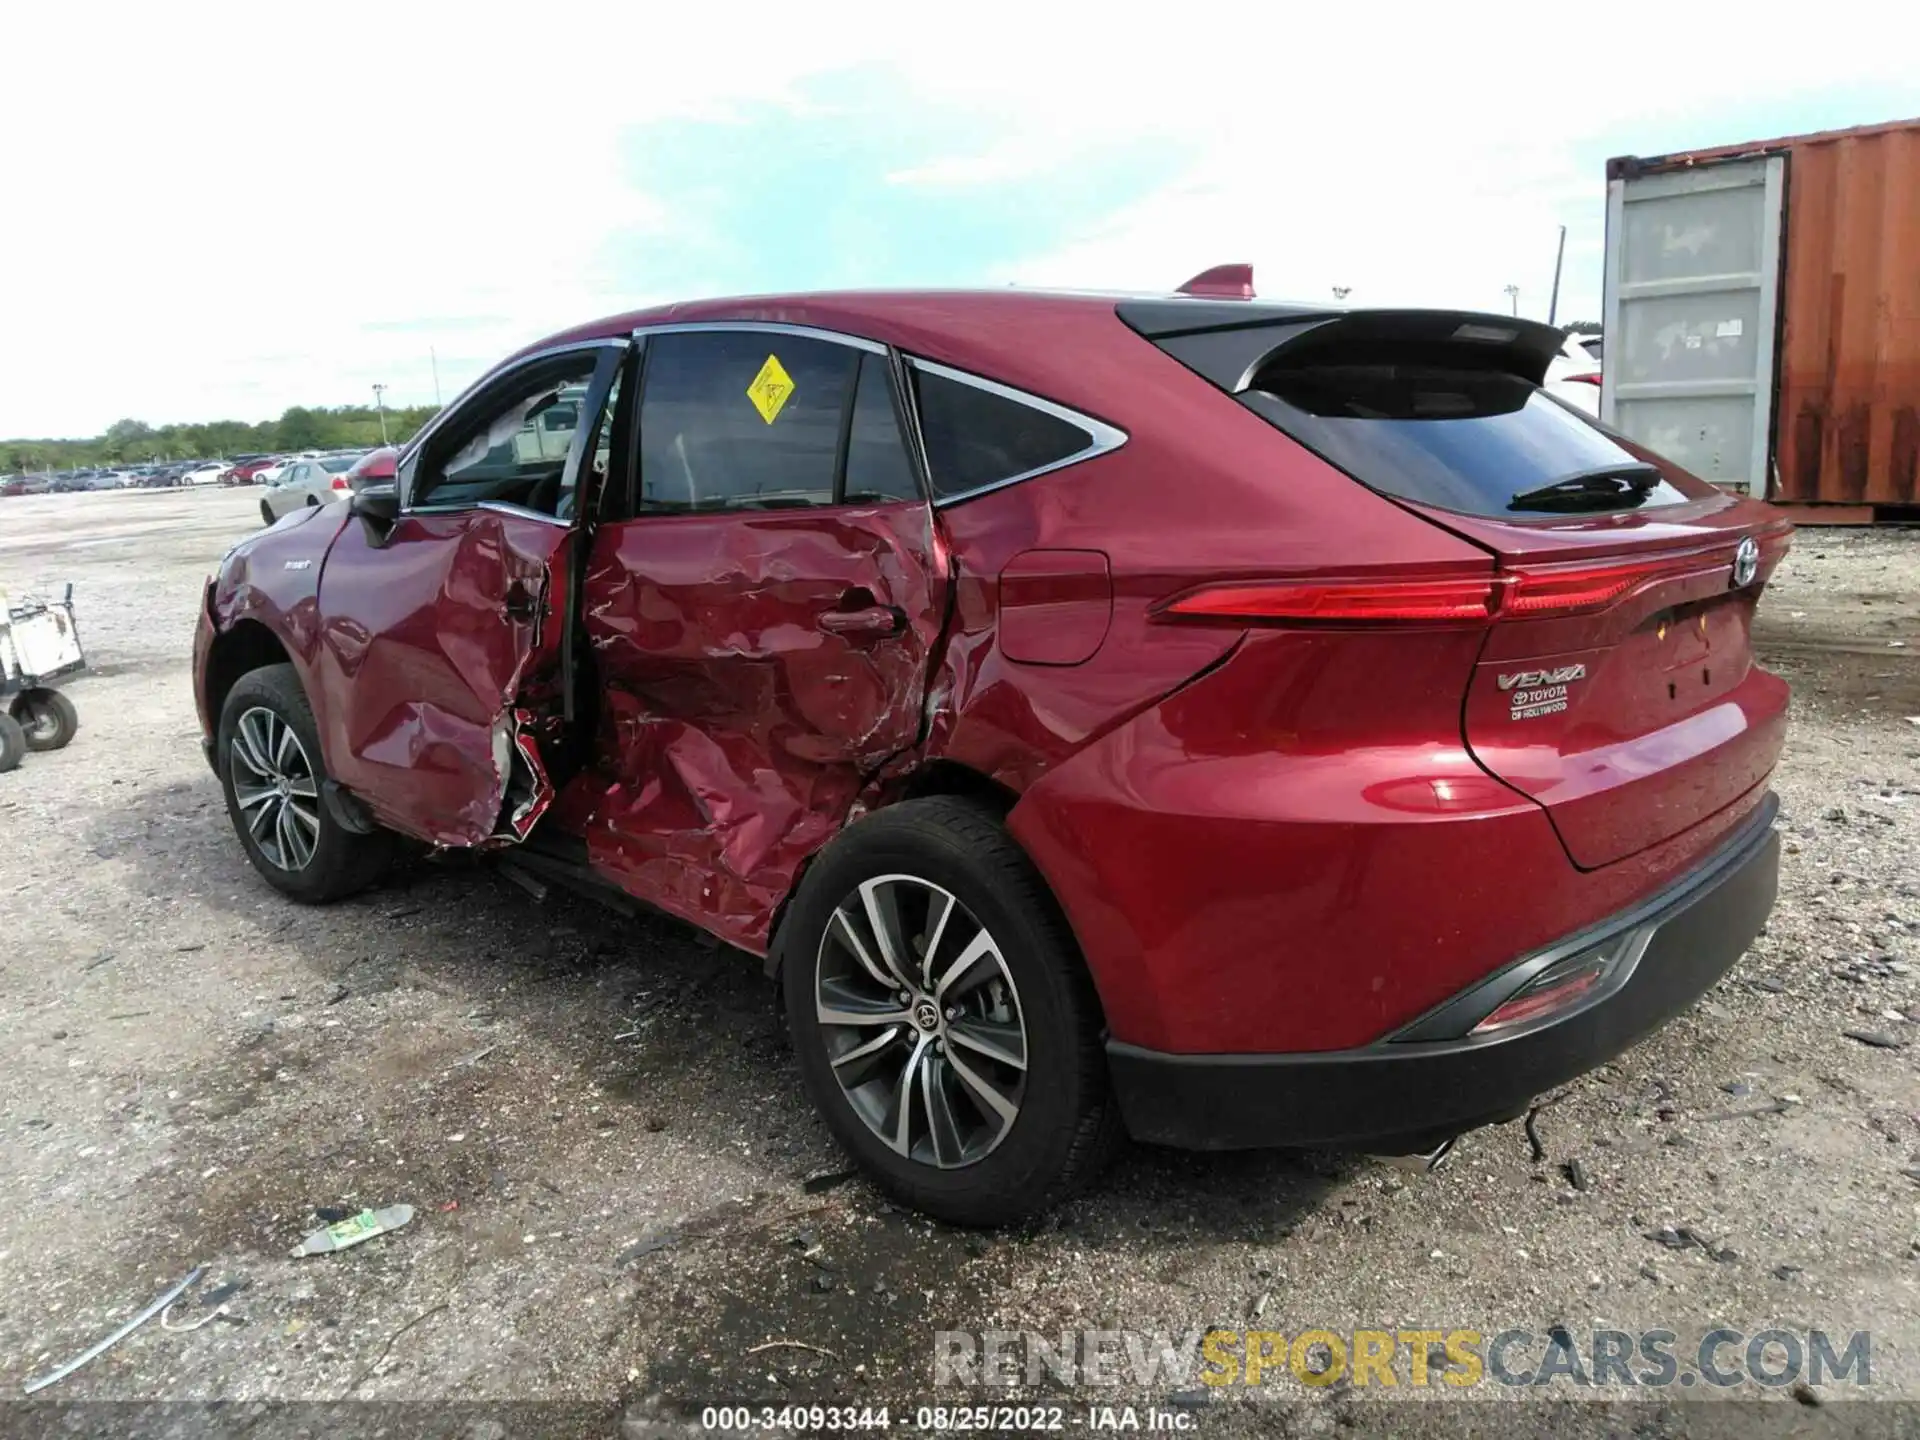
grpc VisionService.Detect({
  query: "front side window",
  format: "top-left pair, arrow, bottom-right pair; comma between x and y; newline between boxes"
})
909,363 -> 1107,500
637,331 -> 858,512
413,353 -> 600,515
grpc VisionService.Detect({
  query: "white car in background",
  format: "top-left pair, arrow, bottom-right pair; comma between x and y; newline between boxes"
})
1546,332 -> 1603,416
181,460 -> 232,486
259,454 -> 361,524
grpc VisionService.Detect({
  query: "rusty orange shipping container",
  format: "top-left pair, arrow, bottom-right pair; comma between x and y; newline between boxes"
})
1604,117 -> 1920,519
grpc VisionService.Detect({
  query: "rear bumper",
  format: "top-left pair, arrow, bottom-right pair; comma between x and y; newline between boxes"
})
1107,794 -> 1779,1151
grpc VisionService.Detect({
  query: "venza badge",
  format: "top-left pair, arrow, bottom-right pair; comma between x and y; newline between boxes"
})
1498,664 -> 1586,721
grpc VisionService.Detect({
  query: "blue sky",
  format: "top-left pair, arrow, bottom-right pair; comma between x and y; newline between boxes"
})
2,3 -> 1914,437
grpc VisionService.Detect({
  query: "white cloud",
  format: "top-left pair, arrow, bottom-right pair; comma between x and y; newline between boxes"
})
1,0 -> 1911,436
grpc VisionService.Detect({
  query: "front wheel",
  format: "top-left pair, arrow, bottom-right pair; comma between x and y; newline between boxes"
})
218,663 -> 392,902
12,687 -> 77,751
260,500 -> 274,525
781,797 -> 1122,1225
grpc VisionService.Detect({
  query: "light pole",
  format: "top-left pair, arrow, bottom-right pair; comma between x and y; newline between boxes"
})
1503,284 -> 1520,317
372,384 -> 389,446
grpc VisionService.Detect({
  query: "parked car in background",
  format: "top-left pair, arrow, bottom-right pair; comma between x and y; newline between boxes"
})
1,475 -> 51,497
224,455 -> 279,486
193,280 -> 1792,1223
181,460 -> 232,486
258,454 -> 361,523
1546,332 -> 1603,415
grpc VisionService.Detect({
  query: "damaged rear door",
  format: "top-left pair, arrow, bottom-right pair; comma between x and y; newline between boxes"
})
568,323 -> 948,948
313,340 -> 626,847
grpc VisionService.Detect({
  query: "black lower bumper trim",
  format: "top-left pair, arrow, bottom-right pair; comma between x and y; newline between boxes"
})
1107,796 -> 1780,1152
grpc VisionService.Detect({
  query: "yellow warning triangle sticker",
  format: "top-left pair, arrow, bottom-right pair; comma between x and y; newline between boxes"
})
746,354 -> 795,424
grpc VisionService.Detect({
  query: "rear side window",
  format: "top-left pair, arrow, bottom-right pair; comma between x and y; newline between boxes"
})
1242,364 -> 1692,517
638,331 -> 856,512
909,362 -> 1112,501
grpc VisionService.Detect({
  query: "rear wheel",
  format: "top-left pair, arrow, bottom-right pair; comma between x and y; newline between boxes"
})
782,797 -> 1122,1225
11,688 -> 77,751
0,712 -> 25,773
260,500 -> 274,525
218,663 -> 392,902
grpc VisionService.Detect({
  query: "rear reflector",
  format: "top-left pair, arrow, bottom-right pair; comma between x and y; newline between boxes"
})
1469,945 -> 1617,1036
1162,530 -> 1791,626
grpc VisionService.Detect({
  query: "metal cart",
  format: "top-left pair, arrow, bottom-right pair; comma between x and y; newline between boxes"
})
0,584 -> 84,771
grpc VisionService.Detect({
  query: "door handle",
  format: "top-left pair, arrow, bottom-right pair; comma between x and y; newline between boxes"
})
819,605 -> 904,638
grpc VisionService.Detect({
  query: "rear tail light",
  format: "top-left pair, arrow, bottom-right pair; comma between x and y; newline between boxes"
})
1567,371 -> 1603,386
1161,576 -> 1499,624
331,477 -> 348,489
1161,530 -> 1792,627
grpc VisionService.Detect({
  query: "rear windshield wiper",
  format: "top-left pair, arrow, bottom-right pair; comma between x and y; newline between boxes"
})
1508,463 -> 1662,513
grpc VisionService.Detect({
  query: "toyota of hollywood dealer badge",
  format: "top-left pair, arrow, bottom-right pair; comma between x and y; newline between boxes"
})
1498,663 -> 1587,721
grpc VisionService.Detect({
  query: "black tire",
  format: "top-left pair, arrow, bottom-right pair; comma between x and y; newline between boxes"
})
0,711 -> 25,773
12,687 -> 78,752
305,496 -> 320,508
781,797 -> 1123,1225
260,500 -> 274,525
217,663 -> 392,902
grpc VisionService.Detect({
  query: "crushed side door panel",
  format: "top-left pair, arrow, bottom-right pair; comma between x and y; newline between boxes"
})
559,503 -> 946,951
315,508 -> 572,848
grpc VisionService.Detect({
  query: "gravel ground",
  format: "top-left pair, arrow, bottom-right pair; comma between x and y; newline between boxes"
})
1,487 -> 1917,1435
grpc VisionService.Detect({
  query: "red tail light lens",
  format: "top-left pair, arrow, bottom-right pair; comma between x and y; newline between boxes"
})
1162,576 -> 1499,624
331,477 -> 349,489
1567,371 -> 1603,386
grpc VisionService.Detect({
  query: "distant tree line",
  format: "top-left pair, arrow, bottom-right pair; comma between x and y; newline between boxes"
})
4,403 -> 442,472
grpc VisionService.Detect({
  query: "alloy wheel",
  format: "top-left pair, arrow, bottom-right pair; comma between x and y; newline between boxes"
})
814,874 -> 1027,1168
229,705 -> 321,872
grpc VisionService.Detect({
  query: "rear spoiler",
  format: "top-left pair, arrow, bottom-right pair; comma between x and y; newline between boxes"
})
1116,302 -> 1567,393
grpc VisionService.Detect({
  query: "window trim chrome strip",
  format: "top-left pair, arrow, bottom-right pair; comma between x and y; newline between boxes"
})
629,319 -> 887,354
903,357 -> 1128,507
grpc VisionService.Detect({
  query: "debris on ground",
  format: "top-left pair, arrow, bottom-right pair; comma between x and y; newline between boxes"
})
22,1265 -> 204,1394
291,1205 -> 414,1258
801,1169 -> 857,1195
161,1276 -> 246,1332
347,1301 -> 449,1393
1842,1028 -> 1907,1050
747,1339 -> 837,1360
615,1227 -> 682,1266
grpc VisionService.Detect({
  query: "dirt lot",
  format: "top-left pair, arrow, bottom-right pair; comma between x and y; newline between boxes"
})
2,487 -> 1917,1434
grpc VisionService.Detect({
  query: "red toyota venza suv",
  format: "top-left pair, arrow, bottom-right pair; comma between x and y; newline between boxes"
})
194,278 -> 1789,1223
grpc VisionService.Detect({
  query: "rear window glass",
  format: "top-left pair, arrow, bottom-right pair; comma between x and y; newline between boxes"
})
911,366 -> 1095,500
1242,365 -> 1692,517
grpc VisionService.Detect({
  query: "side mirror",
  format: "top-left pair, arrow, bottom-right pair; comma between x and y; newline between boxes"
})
350,483 -> 400,542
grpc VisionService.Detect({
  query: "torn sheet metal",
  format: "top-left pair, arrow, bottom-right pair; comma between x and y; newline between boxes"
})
567,504 -> 947,950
